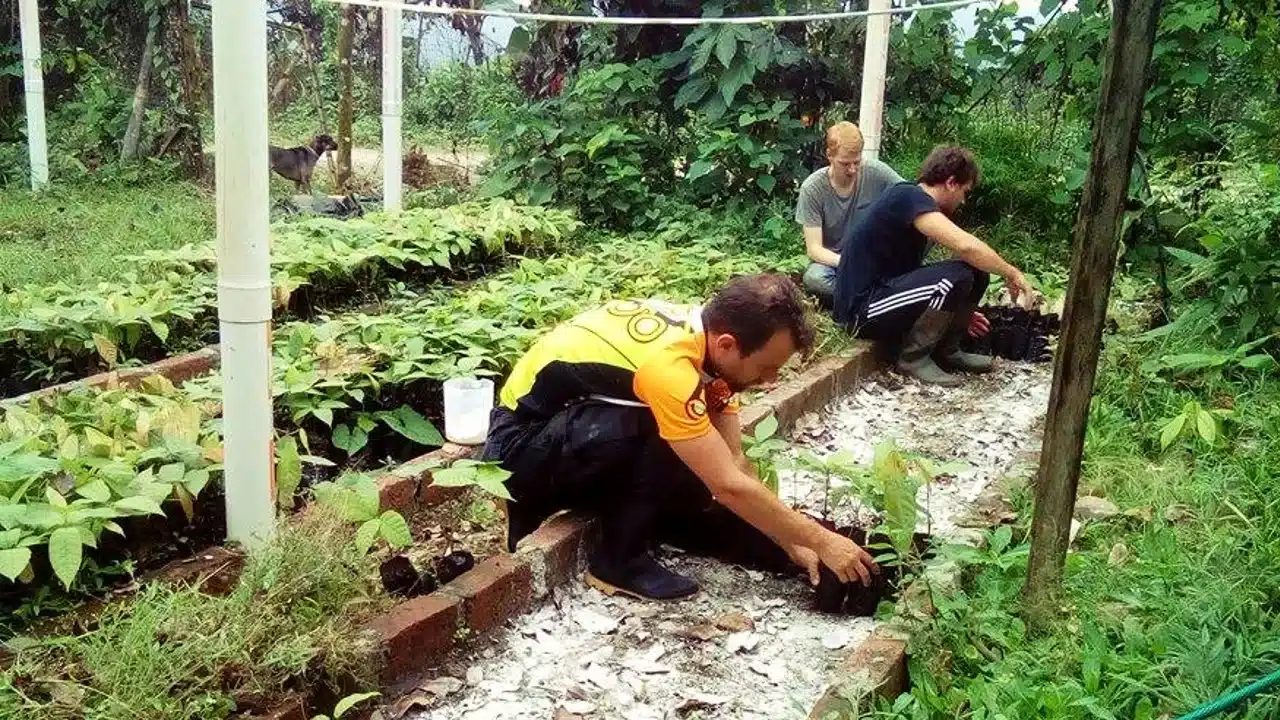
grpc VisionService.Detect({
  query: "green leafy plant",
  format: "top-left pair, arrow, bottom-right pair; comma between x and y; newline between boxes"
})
1157,399 -> 1232,451
311,474 -> 413,555
478,61 -> 676,227
0,200 -> 580,394
312,691 -> 381,720
742,414 -> 789,494
791,448 -> 867,518
430,459 -> 514,502
0,379 -> 222,589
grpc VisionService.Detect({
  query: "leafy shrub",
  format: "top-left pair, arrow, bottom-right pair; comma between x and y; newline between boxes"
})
479,60 -> 677,227
0,200 -> 580,392
1160,163 -> 1280,352
0,377 -> 222,589
404,59 -> 521,148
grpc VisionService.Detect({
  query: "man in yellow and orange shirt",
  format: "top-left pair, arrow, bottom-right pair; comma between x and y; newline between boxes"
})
483,274 -> 878,601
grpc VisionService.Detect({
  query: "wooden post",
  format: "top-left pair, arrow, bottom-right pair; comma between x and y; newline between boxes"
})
1023,0 -> 1164,623
169,0 -> 206,179
122,21 -> 159,162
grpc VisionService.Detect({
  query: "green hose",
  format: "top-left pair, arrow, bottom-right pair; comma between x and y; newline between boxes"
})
1176,667 -> 1280,720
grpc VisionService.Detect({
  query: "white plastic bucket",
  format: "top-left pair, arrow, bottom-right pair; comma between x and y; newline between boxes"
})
442,377 -> 494,445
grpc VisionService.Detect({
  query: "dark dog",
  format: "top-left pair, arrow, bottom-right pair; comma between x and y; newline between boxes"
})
269,134 -> 338,194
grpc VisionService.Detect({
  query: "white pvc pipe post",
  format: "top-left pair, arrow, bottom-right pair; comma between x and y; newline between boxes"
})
213,0 -> 276,549
17,0 -> 48,190
382,5 -> 404,212
858,0 -> 892,162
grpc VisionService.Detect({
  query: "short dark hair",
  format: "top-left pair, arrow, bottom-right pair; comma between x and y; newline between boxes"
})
703,274 -> 816,356
917,146 -> 981,187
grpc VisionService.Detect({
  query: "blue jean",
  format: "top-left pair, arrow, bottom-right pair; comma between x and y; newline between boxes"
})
802,262 -> 837,302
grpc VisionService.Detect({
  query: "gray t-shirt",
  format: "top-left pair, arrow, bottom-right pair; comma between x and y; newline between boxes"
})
794,159 -> 905,251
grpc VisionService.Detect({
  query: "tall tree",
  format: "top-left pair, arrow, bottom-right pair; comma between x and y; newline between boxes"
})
336,3 -> 357,193
122,17 -> 159,162
167,0 -> 205,178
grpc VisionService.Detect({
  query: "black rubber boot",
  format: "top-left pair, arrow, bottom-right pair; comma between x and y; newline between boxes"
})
937,348 -> 995,373
896,310 -> 963,386
586,554 -> 699,601
935,308 -> 995,374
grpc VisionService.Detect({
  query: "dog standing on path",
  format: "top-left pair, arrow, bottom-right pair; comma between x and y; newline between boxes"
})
269,134 -> 338,194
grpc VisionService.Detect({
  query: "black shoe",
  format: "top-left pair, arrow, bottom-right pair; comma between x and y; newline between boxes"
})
586,555 -> 699,601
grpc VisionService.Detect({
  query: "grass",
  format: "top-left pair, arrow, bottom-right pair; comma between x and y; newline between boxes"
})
868,319 -> 1280,719
0,180 -> 214,288
0,509 -> 387,720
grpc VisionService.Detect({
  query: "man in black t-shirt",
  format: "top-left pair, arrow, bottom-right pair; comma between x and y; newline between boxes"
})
832,146 -> 1035,386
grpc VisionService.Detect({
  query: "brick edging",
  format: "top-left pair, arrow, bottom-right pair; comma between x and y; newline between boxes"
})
740,345 -> 878,435
4,345 -> 221,405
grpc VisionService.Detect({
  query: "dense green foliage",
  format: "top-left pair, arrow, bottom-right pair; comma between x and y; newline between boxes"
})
2,0 -> 1279,715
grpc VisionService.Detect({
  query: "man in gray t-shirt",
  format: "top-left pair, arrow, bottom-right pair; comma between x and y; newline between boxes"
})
794,122 -> 904,304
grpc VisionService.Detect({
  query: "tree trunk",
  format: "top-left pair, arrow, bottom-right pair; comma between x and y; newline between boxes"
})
1022,0 -> 1163,627
167,0 -> 205,179
122,20 -> 158,162
336,4 -> 357,193
415,15 -> 428,76
270,52 -> 297,109
466,23 -> 486,66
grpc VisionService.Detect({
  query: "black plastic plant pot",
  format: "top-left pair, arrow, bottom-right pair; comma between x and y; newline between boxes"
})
435,549 -> 476,584
814,564 -> 849,614
380,555 -> 426,598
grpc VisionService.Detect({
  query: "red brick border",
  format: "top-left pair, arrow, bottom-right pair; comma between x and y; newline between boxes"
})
367,593 -> 463,688
5,346 -> 220,405
809,631 -> 909,719
375,442 -> 477,514
741,344 -> 879,435
369,511 -> 594,692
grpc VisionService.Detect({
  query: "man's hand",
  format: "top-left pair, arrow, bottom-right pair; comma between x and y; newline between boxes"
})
1005,270 -> 1035,305
815,531 -> 878,585
787,543 -> 821,585
968,311 -> 991,338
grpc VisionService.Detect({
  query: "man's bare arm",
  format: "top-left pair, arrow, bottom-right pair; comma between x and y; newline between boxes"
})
914,212 -> 1033,300
804,226 -> 841,268
669,430 -> 877,584
710,411 -> 754,477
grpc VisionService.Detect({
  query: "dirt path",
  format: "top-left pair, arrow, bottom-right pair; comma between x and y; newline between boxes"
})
348,146 -> 489,185
407,363 -> 1053,719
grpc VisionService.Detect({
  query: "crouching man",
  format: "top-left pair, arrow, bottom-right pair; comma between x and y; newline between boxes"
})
833,146 -> 1035,386
483,275 -> 877,600
795,122 -> 905,306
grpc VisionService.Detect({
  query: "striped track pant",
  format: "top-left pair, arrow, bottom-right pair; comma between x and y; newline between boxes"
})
853,260 -> 989,340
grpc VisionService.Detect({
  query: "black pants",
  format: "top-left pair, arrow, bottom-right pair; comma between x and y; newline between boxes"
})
852,260 -> 989,346
483,402 -> 794,574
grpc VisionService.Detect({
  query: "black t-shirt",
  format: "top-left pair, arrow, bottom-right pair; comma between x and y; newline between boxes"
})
833,182 -> 939,322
